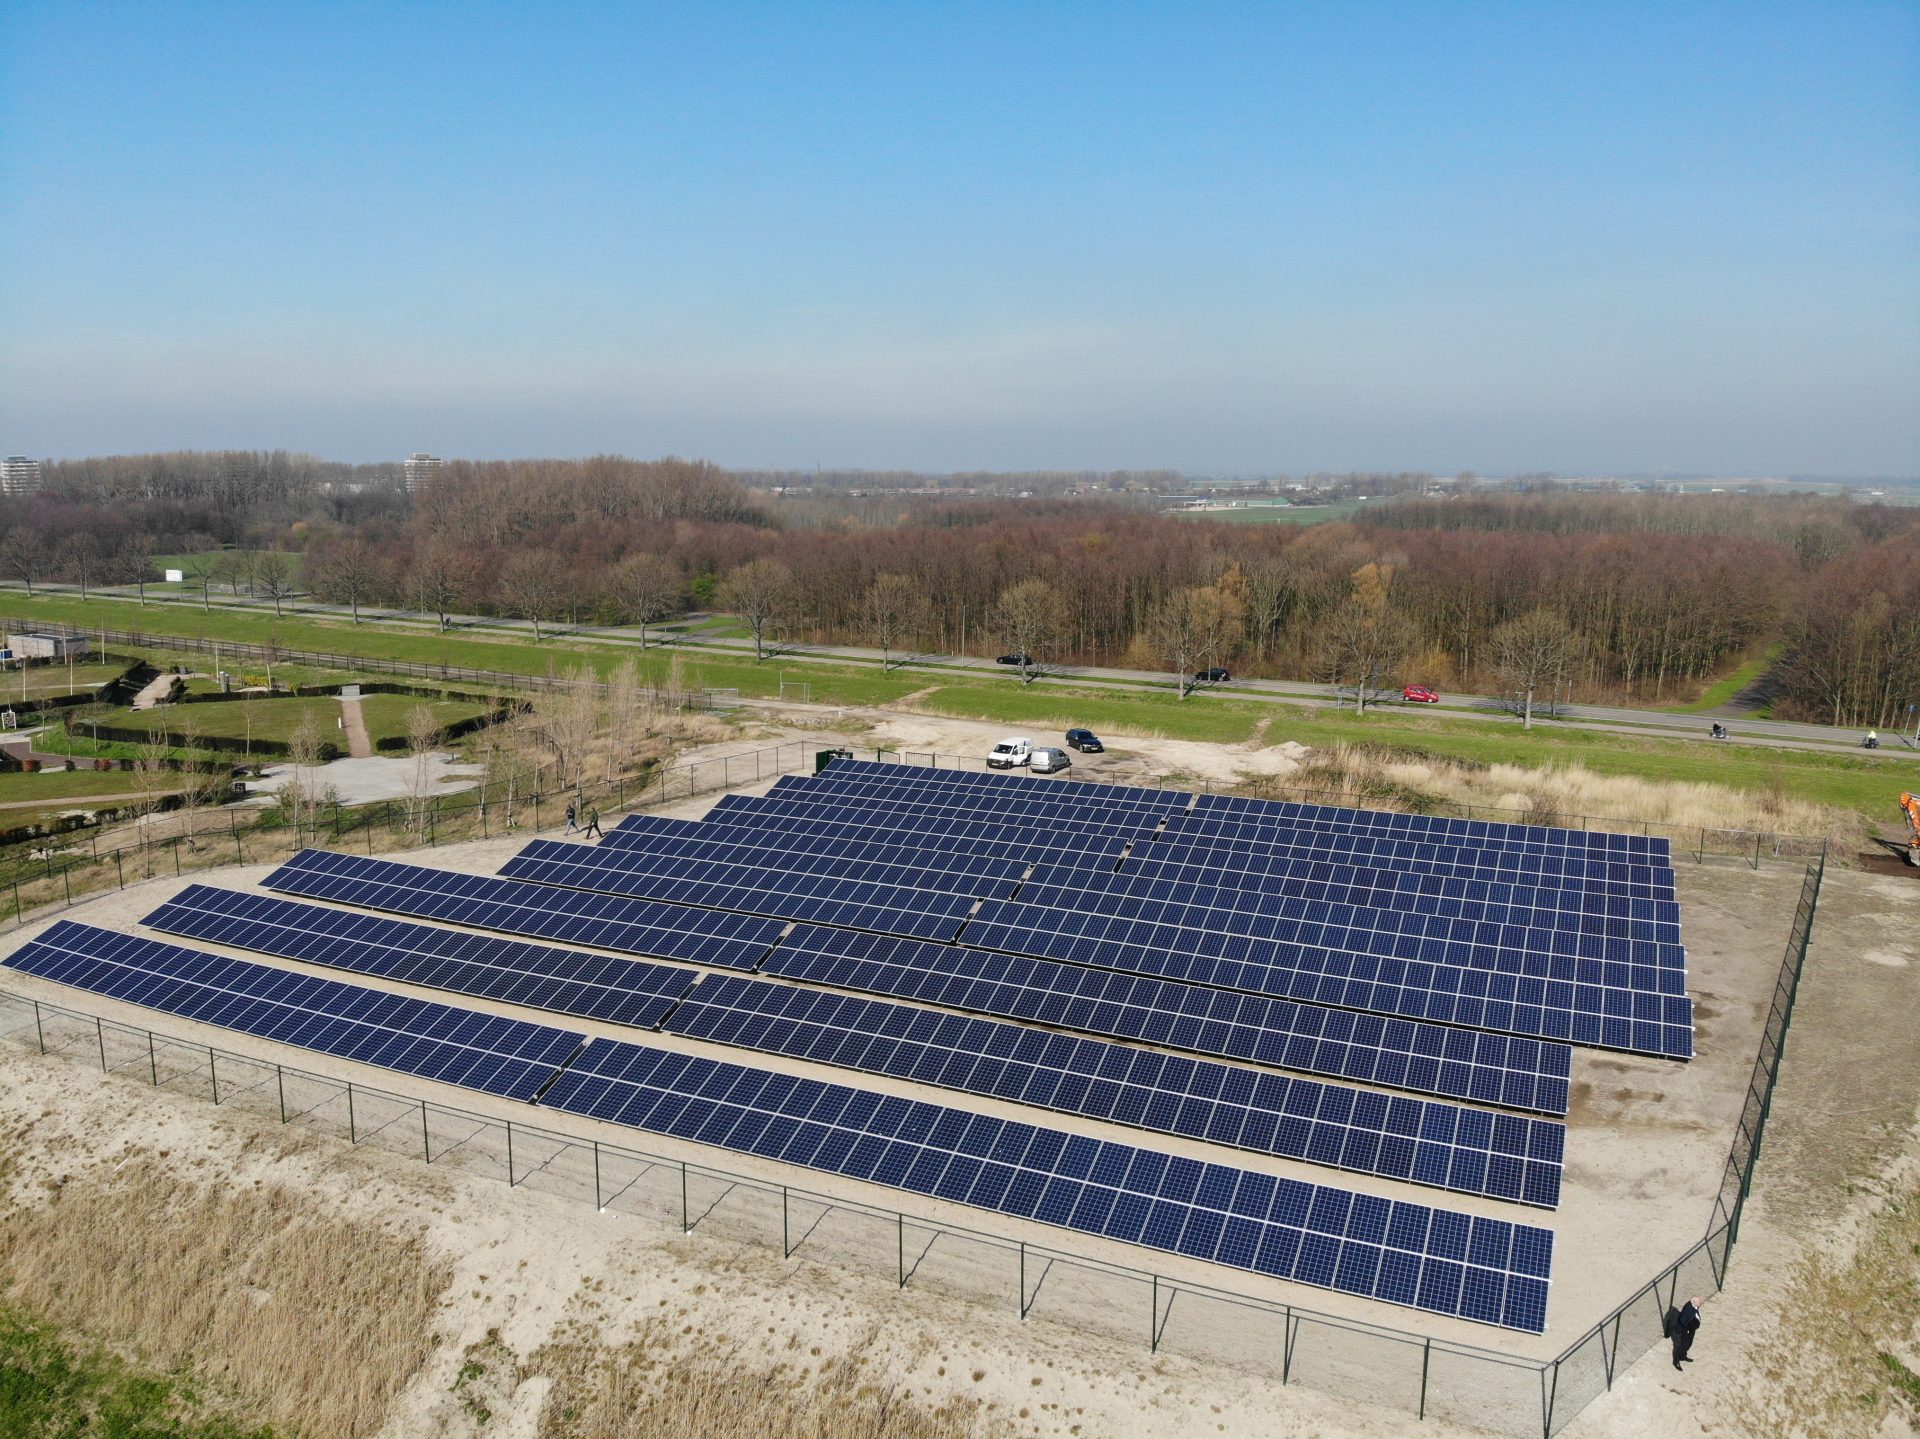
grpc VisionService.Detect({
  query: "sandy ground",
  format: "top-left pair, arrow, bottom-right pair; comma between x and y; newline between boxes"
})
3,718 -> 1916,1437
248,751 -> 487,804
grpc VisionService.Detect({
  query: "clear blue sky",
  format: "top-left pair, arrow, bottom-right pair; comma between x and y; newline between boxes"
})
2,2 -> 1914,475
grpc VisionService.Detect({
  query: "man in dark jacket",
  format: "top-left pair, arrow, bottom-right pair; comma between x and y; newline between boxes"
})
1672,1295 -> 1703,1369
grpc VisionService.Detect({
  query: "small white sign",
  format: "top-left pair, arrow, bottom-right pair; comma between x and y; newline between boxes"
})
165,568 -> 185,583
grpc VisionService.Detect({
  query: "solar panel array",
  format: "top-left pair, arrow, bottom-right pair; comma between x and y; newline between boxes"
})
0,756 -> 1699,1336
145,884 -> 698,1029
545,1035 -> 1554,1330
5,921 -> 584,1101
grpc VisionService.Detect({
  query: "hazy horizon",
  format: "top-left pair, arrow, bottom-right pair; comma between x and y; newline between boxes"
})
3,3 -> 1915,475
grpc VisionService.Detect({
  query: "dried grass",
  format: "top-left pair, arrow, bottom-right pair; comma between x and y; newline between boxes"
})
0,1153 -> 451,1439
526,1319 -> 1001,1439
1729,1174 -> 1920,1437
1258,741 -> 1853,848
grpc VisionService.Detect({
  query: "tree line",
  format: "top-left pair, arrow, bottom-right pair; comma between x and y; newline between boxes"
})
1,453 -> 1915,726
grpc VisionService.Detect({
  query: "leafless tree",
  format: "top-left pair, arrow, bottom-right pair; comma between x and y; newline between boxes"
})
404,703 -> 442,830
1491,609 -> 1581,728
862,574 -> 926,671
131,729 -> 175,846
606,552 -> 681,648
182,554 -> 221,612
498,548 -> 567,641
1145,585 -> 1246,698
315,540 -> 381,624
605,657 -> 643,780
0,529 -> 45,595
285,714 -> 328,837
57,534 -> 102,599
717,557 -> 796,661
1314,597 -> 1419,715
992,579 -> 1063,684
252,551 -> 296,618
410,543 -> 475,631
535,664 -> 601,805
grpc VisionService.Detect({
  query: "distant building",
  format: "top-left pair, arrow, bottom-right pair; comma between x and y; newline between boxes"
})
0,456 -> 42,496
404,452 -> 444,493
6,633 -> 87,660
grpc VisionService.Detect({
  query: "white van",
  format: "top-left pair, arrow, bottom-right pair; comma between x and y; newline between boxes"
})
986,736 -> 1033,769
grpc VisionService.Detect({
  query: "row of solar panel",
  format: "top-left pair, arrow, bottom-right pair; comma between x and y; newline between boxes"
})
143,883 -> 1566,1205
820,759 -> 1670,863
747,777 -> 1679,899
497,842 -> 1696,1058
2,922 -> 1553,1332
264,848 -> 1575,1113
606,808 -> 1679,944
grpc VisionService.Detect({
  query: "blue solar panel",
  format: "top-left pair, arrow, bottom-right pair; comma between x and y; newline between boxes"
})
144,885 -> 698,1029
499,840 -> 981,940
665,974 -> 1563,1206
540,1033 -> 1555,1331
3,921 -> 584,1101
262,850 -> 788,966
764,925 -> 1573,1115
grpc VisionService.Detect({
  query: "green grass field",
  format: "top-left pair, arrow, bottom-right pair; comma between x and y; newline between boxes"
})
111,694 -> 488,750
1172,499 -> 1374,524
0,589 -> 1894,819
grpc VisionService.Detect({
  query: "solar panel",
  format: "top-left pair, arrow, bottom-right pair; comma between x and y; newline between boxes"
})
498,841 -> 980,940
3,921 -> 583,1101
667,974 -> 1564,1206
144,885 -> 697,1030
262,849 -> 788,966
540,1035 -> 1555,1332
765,924 -> 1573,1115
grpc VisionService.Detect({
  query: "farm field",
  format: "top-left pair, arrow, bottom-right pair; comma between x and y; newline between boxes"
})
1172,499 -> 1377,524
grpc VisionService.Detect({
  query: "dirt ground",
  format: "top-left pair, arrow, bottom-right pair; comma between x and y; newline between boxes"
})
1,717 -> 1915,1438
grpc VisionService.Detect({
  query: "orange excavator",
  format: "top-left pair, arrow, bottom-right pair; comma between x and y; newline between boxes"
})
1901,792 -> 1920,866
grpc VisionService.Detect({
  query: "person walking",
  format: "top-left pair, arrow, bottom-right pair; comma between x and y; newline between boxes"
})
584,805 -> 602,839
564,800 -> 578,834
1671,1295 -> 1703,1369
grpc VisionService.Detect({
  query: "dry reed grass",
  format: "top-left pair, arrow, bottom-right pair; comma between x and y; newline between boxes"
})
1259,742 -> 1853,847
526,1319 -> 1003,1439
1729,1172 -> 1920,1437
0,1152 -> 451,1439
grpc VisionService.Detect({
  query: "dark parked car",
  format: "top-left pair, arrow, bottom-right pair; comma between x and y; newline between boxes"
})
996,652 -> 1032,666
1194,667 -> 1232,683
1064,728 -> 1104,753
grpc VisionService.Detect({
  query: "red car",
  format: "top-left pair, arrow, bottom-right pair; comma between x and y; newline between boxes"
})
1402,685 -> 1440,704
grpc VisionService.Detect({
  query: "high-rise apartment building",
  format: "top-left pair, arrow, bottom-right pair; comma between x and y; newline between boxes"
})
0,457 -> 42,497
404,452 -> 444,493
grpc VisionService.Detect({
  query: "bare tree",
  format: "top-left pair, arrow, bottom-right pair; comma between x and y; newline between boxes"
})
534,664 -> 602,806
1313,597 -> 1419,715
114,538 -> 155,605
314,540 -> 381,624
716,557 -> 796,661
498,549 -> 567,641
0,528 -> 45,595
1145,585 -> 1246,698
285,715 -> 327,836
181,554 -> 221,612
992,579 -> 1063,685
404,703 -> 442,830
605,657 -> 643,780
252,551 -> 296,618
863,573 -> 926,672
606,552 -> 681,649
57,534 -> 102,599
1491,609 -> 1581,729
131,728 -> 175,846
410,543 -> 474,631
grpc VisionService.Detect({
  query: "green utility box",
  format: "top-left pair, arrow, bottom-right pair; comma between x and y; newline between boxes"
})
814,747 -> 854,774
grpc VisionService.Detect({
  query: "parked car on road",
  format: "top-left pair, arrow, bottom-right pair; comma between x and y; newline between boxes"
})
1194,667 -> 1232,683
1029,747 -> 1073,775
1064,728 -> 1104,753
996,652 -> 1032,667
986,736 -> 1033,769
1402,685 -> 1441,703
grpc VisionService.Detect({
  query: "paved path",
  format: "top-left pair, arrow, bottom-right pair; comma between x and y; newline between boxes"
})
338,697 -> 373,758
129,672 -> 177,710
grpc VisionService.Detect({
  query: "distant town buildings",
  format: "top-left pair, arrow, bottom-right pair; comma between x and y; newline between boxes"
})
404,452 -> 444,493
0,456 -> 42,496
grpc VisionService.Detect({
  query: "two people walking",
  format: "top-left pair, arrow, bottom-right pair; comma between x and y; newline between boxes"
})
564,801 -> 602,838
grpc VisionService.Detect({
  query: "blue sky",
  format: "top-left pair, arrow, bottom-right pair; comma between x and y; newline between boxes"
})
2,3 -> 1914,474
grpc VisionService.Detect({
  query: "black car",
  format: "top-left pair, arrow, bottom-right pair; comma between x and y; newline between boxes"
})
996,652 -> 1032,666
1194,666 -> 1232,683
1065,728 -> 1104,753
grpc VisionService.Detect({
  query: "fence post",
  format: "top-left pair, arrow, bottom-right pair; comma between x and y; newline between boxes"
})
592,1139 -> 601,1208
898,1212 -> 906,1288
1149,1272 -> 1156,1350
421,1101 -> 431,1160
33,999 -> 44,1052
277,1064 -> 285,1122
1419,1337 -> 1431,1420
147,1030 -> 156,1085
174,840 -> 182,877
682,1160 -> 690,1231
62,865 -> 71,906
95,1015 -> 106,1071
208,1046 -> 221,1102
507,1120 -> 515,1184
347,1082 -> 356,1142
781,1184 -> 788,1255
114,851 -> 123,888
